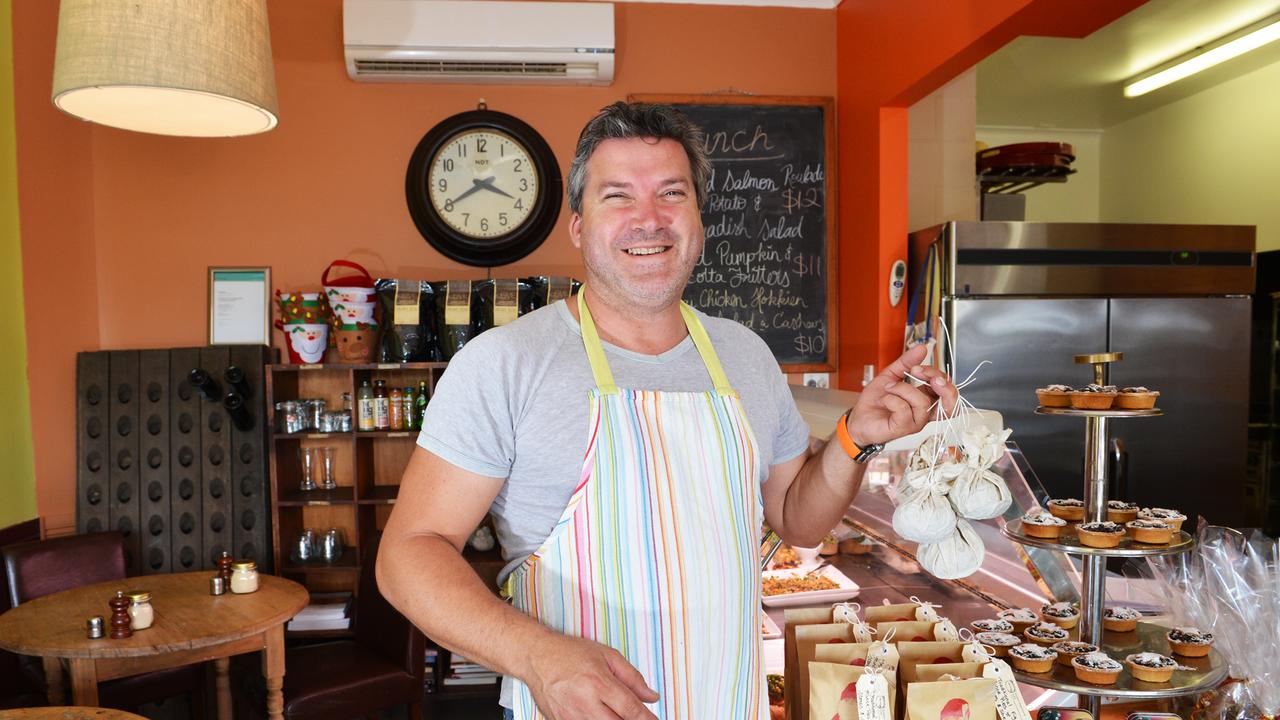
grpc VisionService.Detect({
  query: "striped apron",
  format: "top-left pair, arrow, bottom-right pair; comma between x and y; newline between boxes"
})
505,291 -> 766,719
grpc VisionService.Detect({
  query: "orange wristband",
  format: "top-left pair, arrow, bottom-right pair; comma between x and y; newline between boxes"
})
835,410 -> 861,459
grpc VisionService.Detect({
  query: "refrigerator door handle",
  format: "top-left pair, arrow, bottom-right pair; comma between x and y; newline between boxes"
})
1110,438 -> 1129,500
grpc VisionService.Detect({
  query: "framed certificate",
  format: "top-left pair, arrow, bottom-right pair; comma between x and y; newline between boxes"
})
208,267 -> 271,345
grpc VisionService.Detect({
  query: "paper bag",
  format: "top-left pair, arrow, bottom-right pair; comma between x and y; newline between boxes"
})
808,652 -> 899,720
875,620 -> 936,642
895,642 -> 968,684
808,661 -> 864,720
905,677 -> 998,720
914,663 -> 986,682
864,602 -> 919,623
785,609 -> 857,720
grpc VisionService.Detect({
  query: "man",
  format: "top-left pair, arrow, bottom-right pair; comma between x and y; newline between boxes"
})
379,102 -> 957,720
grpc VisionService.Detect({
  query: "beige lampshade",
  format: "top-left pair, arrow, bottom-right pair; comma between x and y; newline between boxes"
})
51,0 -> 279,137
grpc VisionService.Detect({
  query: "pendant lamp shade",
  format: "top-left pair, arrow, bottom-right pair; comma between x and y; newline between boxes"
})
51,0 -> 279,137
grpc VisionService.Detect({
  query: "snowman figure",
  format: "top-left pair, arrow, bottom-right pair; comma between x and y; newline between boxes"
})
289,325 -> 328,363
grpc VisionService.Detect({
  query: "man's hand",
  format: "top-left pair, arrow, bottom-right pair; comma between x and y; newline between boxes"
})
524,633 -> 660,720
846,343 -> 958,448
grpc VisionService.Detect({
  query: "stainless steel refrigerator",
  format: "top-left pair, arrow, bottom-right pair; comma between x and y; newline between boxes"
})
907,221 -> 1256,527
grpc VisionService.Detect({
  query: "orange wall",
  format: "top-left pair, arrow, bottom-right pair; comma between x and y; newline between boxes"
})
13,0 -> 835,529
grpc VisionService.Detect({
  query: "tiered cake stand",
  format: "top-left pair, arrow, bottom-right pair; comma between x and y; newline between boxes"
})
1000,352 -> 1226,717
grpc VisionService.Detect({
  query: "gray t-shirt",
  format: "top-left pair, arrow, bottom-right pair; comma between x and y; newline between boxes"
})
416,300 -> 811,582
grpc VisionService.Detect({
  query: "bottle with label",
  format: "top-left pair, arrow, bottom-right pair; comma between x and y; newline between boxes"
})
389,386 -> 404,430
402,387 -> 415,430
373,380 -> 390,430
415,380 -> 429,430
356,380 -> 375,432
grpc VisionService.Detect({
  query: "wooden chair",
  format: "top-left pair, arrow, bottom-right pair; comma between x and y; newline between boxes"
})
1,531 -> 206,716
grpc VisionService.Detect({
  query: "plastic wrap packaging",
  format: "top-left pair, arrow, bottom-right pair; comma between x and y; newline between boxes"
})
474,278 -> 533,333
375,279 -> 439,362
524,276 -> 581,312
1147,527 -> 1280,719
431,280 -> 479,361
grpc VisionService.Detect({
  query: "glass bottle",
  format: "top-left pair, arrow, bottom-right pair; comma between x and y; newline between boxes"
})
415,380 -> 429,430
356,380 -> 375,432
402,386 -> 415,430
389,386 -> 404,430
373,380 -> 390,430
229,561 -> 259,594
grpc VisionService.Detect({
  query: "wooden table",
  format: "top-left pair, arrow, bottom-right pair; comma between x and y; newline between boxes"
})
0,707 -> 146,720
0,572 -> 308,720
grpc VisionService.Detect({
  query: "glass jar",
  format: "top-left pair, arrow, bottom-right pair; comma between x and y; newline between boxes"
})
230,561 -> 259,594
126,590 -> 154,630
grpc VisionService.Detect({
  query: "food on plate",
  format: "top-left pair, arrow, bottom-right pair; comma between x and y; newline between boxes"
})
1021,509 -> 1068,539
766,544 -> 800,569
1024,621 -> 1070,646
1103,606 -> 1141,632
1138,507 -> 1186,531
1035,384 -> 1074,408
1070,384 -> 1119,410
975,631 -> 1021,657
1051,641 -> 1098,667
1125,652 -> 1179,682
1106,500 -> 1140,524
1008,643 -> 1056,673
1047,498 -> 1085,522
761,574 -> 839,596
1076,521 -> 1126,548
970,618 -> 1014,634
1071,652 -> 1123,685
1167,627 -> 1214,657
1115,386 -> 1160,410
1040,602 -> 1080,629
1127,519 -> 1174,545
997,607 -> 1038,633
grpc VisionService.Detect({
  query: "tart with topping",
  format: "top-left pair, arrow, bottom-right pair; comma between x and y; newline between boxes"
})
1139,507 -> 1187,531
1125,652 -> 1179,682
1036,384 -> 1074,408
997,608 -> 1039,633
970,618 -> 1014,634
975,631 -> 1020,657
1071,384 -> 1118,410
1047,498 -> 1085,522
1167,627 -> 1214,657
1008,643 -> 1056,673
1103,606 -> 1141,632
1021,509 -> 1068,539
1115,386 -> 1160,410
1071,652 -> 1123,685
1106,500 -> 1140,524
1077,521 -> 1126,548
1127,519 -> 1173,545
1051,640 -> 1098,667
1040,602 -> 1080,629
1024,621 -> 1070,645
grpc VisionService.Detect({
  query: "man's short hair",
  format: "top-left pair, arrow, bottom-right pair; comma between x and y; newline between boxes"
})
566,101 -> 711,215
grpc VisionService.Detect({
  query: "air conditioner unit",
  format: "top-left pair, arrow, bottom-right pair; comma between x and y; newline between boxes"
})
344,0 -> 615,85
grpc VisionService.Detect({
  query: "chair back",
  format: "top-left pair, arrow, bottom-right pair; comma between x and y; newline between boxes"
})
2,531 -> 127,607
354,534 -> 425,683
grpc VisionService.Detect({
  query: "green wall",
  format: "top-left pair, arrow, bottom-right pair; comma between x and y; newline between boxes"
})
0,0 -> 39,529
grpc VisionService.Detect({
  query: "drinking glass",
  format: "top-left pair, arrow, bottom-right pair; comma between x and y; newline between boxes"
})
319,447 -> 337,490
299,447 -> 317,491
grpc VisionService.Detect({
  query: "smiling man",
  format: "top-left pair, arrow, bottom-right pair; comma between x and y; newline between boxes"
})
378,102 -> 957,720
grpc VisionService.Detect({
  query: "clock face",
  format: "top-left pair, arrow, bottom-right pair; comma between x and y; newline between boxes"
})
427,130 -> 539,239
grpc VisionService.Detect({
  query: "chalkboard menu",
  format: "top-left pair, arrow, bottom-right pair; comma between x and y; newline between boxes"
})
634,95 -> 836,370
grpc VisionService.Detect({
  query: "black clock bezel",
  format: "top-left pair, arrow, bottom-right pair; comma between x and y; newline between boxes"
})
406,109 -> 562,267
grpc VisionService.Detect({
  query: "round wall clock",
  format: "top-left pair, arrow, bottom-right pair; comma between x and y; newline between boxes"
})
406,108 -> 562,267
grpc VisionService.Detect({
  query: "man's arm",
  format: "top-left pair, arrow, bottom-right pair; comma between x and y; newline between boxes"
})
762,344 -> 957,547
378,447 -> 660,720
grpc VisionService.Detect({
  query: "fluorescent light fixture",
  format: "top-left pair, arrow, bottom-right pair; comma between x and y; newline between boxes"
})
1124,13 -> 1280,98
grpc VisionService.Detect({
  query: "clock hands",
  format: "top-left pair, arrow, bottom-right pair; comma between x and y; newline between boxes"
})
448,176 -> 514,205
475,176 -> 514,200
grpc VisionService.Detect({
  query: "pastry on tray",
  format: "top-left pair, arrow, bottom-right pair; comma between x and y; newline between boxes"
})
1115,386 -> 1160,410
1024,621 -> 1070,646
975,631 -> 1021,657
1040,601 -> 1080,629
1103,606 -> 1141,632
1071,652 -> 1123,685
1106,500 -> 1140,524
997,607 -> 1039,634
1076,521 -> 1126,548
1047,498 -> 1085,522
1167,627 -> 1214,657
970,618 -> 1015,634
1036,384 -> 1074,408
1008,643 -> 1056,673
1127,519 -> 1174,545
1139,507 -> 1187,531
1051,641 -> 1098,667
1070,384 -> 1118,410
1126,652 -> 1180,682
1021,509 -> 1068,539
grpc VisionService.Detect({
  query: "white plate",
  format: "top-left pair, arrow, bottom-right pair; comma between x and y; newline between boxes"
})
761,564 -> 861,608
761,612 -> 782,639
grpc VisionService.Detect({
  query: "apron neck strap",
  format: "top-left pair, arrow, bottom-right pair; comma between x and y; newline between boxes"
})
577,289 -> 734,396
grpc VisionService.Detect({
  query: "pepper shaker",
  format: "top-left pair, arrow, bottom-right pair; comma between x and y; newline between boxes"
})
217,551 -> 234,584
108,591 -> 132,639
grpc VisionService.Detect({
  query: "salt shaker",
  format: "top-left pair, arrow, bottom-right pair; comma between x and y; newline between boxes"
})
108,591 -> 132,639
86,616 -> 105,639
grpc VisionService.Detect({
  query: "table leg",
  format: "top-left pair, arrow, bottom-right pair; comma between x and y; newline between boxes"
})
214,657 -> 232,720
262,625 -> 285,720
68,658 -> 99,707
41,656 -> 65,705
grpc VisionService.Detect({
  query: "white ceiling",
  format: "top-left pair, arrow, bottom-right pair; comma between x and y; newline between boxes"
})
977,0 -> 1280,129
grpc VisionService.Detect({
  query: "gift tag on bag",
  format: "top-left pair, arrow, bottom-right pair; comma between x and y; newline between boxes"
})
934,617 -> 959,641
856,670 -> 891,720
833,602 -> 861,624
962,640 -> 993,664
864,639 -> 900,673
911,597 -> 942,622
982,659 -> 1033,720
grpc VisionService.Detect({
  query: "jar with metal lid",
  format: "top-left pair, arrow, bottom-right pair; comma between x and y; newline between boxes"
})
126,590 -> 154,630
230,561 -> 259,594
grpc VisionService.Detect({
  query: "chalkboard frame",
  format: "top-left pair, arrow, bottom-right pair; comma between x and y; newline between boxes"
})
629,93 -> 838,372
